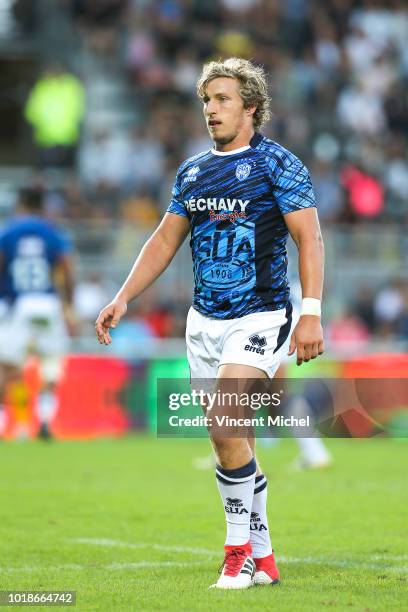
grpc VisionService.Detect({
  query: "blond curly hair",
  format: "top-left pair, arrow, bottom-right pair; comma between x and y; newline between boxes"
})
196,58 -> 271,130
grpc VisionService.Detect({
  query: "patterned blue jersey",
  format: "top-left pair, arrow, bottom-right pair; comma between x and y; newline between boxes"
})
167,133 -> 316,319
0,215 -> 72,303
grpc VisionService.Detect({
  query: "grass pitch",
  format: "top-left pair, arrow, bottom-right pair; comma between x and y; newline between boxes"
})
0,436 -> 407,611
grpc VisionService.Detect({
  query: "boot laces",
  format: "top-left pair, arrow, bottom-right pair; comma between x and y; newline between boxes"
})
220,548 -> 247,577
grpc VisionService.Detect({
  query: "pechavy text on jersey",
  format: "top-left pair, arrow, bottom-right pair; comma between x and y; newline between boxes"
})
185,197 -> 250,213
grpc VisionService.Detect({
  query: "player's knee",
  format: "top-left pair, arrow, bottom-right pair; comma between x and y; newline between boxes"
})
211,436 -> 246,458
212,436 -> 232,453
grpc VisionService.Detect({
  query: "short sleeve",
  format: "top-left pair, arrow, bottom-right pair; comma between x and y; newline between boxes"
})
166,168 -> 190,218
272,158 -> 316,216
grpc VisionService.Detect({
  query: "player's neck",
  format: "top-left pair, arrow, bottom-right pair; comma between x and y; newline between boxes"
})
213,128 -> 255,153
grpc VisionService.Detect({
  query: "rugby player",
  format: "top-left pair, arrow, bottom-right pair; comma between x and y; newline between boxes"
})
0,187 -> 75,438
95,58 -> 324,589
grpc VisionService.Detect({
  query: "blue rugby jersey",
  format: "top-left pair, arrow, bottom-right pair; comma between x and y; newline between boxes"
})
0,216 -> 72,303
167,132 -> 316,319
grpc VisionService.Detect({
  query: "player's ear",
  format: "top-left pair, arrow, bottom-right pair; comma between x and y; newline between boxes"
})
246,104 -> 257,118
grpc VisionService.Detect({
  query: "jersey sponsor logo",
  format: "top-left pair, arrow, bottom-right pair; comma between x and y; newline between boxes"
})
183,165 -> 200,183
235,162 -> 251,181
209,210 -> 246,223
185,197 -> 250,213
244,334 -> 267,355
196,221 -> 255,292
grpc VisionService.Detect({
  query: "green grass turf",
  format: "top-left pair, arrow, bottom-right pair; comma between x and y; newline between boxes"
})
0,437 -> 407,611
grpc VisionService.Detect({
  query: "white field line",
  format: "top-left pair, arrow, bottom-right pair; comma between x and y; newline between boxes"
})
3,540 -> 405,575
106,561 -> 203,570
72,537 -> 219,557
370,554 -> 408,561
0,564 -> 84,573
72,538 -> 408,573
0,561 -> 407,575
277,556 -> 408,573
0,561 -> 204,574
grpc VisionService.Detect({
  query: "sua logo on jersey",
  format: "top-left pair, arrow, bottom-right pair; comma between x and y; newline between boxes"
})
235,162 -> 251,181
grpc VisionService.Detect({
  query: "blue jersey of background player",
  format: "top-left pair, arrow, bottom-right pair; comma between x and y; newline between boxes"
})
167,132 -> 315,319
0,188 -> 73,305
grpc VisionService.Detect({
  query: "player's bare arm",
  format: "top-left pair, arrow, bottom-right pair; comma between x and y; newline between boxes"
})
285,207 -> 324,365
54,254 -> 76,335
95,213 -> 190,345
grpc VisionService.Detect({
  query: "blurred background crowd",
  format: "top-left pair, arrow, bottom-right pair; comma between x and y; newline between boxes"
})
0,0 -> 407,351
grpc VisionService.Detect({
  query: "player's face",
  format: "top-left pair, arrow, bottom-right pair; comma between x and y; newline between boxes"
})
202,77 -> 253,146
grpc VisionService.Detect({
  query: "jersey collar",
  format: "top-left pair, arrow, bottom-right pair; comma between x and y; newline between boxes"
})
211,132 -> 263,156
249,132 -> 263,148
211,144 -> 250,156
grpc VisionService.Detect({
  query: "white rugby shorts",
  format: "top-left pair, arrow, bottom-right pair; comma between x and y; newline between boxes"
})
186,304 -> 293,379
0,294 -> 69,368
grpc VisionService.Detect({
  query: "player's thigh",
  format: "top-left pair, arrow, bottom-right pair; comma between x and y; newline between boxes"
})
186,306 -> 221,379
212,364 -> 266,444
217,363 -> 268,379
219,307 -> 292,378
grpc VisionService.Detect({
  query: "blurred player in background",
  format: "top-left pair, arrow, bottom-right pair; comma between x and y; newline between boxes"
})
275,274 -> 332,469
0,187 -> 75,438
96,58 -> 324,590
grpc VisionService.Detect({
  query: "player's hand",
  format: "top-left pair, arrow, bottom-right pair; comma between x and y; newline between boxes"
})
288,315 -> 324,366
95,298 -> 127,345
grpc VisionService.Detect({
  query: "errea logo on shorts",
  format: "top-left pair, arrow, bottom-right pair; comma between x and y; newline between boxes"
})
245,334 -> 267,355
184,197 -> 250,213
